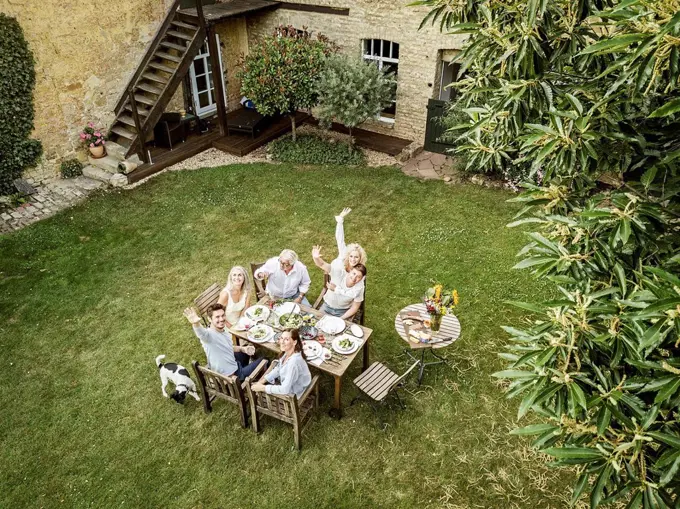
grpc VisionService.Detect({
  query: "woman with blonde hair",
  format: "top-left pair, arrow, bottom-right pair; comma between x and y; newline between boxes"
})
334,207 -> 367,272
218,266 -> 252,329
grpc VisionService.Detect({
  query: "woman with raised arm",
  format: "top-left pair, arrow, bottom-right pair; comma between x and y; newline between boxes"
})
334,207 -> 367,274
251,329 -> 311,400
217,266 -> 252,330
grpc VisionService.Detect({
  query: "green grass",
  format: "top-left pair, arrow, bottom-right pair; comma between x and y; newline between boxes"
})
0,163 -> 572,508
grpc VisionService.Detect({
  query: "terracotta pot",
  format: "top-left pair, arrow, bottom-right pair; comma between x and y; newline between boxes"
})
89,145 -> 105,158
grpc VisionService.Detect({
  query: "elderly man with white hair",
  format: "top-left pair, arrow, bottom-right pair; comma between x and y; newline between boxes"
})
254,249 -> 312,306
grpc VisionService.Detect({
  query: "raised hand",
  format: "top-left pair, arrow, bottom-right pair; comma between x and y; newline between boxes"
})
338,207 -> 351,219
183,307 -> 201,325
312,245 -> 323,259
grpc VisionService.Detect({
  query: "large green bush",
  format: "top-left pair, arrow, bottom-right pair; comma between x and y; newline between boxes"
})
0,13 -> 42,195
269,134 -> 365,166
417,0 -> 680,507
237,25 -> 335,141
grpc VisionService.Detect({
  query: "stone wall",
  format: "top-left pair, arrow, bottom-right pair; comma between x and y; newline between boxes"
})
246,0 -> 466,143
0,0 -> 175,183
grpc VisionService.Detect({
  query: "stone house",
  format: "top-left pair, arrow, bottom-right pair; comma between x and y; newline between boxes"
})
1,0 -> 465,182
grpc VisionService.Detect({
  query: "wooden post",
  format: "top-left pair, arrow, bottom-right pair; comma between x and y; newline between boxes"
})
195,0 -> 206,30
128,88 -> 149,164
206,24 -> 228,137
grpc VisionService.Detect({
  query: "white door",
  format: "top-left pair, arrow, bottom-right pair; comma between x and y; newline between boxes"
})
189,34 -> 226,118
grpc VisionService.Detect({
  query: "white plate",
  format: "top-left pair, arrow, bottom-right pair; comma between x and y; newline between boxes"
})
318,316 -> 346,335
232,316 -> 254,331
273,301 -> 300,316
245,305 -> 270,322
332,334 -> 361,355
247,324 -> 274,343
350,324 -> 364,338
302,340 -> 323,360
322,347 -> 332,360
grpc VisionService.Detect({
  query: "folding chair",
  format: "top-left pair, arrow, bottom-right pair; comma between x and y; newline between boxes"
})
351,360 -> 419,428
244,360 -> 320,450
250,262 -> 268,300
193,282 -> 221,326
192,360 -> 267,428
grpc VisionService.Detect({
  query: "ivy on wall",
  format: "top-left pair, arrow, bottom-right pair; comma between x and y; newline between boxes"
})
0,13 -> 42,195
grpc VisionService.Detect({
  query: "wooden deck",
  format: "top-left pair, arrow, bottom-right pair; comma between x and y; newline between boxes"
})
126,111 -> 309,184
306,119 -> 412,156
179,0 -> 279,23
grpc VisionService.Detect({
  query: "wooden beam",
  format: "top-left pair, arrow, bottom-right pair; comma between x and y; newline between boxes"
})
127,88 -> 150,164
206,25 -> 228,136
277,2 -> 349,16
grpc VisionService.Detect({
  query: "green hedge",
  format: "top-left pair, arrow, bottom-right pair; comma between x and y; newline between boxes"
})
0,13 -> 42,195
269,134 -> 365,166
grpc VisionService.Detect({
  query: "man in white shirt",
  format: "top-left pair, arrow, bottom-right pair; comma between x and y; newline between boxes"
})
311,245 -> 366,320
254,249 -> 311,306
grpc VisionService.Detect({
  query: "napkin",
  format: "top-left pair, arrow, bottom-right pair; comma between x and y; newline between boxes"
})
309,356 -> 324,366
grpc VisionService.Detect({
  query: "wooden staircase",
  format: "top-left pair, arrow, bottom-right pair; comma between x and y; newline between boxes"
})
109,0 -> 207,159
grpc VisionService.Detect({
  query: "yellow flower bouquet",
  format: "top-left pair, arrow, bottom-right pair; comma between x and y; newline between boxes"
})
424,283 -> 460,331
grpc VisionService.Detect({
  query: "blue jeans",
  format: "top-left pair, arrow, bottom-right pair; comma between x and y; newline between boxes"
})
321,302 -> 348,317
234,353 -> 267,381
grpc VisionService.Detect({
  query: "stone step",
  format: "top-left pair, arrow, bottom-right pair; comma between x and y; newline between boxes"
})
72,176 -> 107,191
105,141 -> 128,160
82,165 -> 113,183
88,155 -> 120,173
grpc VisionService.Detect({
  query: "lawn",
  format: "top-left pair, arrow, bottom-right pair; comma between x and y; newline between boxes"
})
0,163 -> 573,508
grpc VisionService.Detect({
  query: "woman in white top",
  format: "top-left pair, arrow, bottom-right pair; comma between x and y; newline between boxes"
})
334,208 -> 367,273
251,329 -> 311,400
217,266 -> 251,329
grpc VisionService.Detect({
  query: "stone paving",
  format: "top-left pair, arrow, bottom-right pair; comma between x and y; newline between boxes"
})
0,176 -> 106,234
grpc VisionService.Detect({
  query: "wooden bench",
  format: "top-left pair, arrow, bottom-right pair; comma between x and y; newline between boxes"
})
244,360 -> 320,450
192,360 -> 267,428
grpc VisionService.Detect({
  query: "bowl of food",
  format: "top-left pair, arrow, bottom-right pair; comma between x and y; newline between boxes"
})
300,325 -> 318,341
279,313 -> 303,328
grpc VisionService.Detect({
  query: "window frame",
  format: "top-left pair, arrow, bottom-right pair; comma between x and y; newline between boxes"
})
362,39 -> 399,124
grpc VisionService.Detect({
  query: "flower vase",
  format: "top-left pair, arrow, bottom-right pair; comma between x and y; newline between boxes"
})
429,313 -> 443,332
89,145 -> 105,159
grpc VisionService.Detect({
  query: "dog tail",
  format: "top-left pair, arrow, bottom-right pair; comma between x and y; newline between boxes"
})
155,354 -> 166,369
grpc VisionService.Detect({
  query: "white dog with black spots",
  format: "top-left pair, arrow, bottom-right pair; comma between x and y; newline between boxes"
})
156,355 -> 200,404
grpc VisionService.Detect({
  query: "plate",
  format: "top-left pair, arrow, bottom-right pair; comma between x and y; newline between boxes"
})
247,324 -> 274,343
279,313 -> 303,328
232,316 -> 254,331
322,347 -> 332,360
318,315 -> 346,335
302,340 -> 323,360
245,305 -> 270,322
332,334 -> 361,355
273,301 -> 300,316
300,325 -> 318,340
350,324 -> 364,338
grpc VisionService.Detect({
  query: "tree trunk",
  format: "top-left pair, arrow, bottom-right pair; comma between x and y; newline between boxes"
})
348,126 -> 354,154
290,114 -> 297,142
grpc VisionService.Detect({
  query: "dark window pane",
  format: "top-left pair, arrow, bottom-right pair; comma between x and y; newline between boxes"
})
381,102 -> 396,118
383,62 -> 398,76
194,59 -> 205,76
208,72 -> 214,89
373,39 -> 381,56
363,39 -> 371,55
198,92 -> 210,108
382,40 -> 391,58
196,74 -> 207,93
392,42 -> 400,60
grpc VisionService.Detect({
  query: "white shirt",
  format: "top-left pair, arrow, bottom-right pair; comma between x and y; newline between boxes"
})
323,258 -> 364,310
264,352 -> 312,400
255,257 -> 311,299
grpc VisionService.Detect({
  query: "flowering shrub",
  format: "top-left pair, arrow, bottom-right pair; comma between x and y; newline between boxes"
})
424,282 -> 459,316
80,123 -> 106,148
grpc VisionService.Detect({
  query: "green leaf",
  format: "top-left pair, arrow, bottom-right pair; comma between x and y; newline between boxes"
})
504,300 -> 546,314
654,377 -> 680,405
542,447 -> 604,461
510,423 -> 559,435
492,369 -> 536,379
640,166 -> 657,189
597,406 -> 611,436
659,456 -> 680,486
591,464 -> 612,509
649,97 -> 680,118
570,471 -> 589,506
647,431 -> 680,449
613,264 -> 627,297
571,382 -> 588,412
619,218 -> 631,245
579,34 -> 647,55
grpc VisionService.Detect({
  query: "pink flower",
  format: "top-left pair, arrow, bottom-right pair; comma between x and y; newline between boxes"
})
89,143 -> 95,148
94,132 -> 101,137
80,133 -> 86,139
101,140 -> 106,145
88,122 -> 94,128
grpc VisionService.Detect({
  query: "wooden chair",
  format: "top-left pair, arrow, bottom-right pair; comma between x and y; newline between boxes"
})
192,360 -> 267,428
194,282 -> 221,326
351,361 -> 419,427
250,262 -> 268,300
313,273 -> 366,326
244,360 -> 320,450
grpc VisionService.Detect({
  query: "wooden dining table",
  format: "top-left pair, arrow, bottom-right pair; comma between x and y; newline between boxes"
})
229,296 -> 372,418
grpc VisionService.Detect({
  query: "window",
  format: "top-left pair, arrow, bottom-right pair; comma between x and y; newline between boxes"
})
189,36 -> 225,118
362,39 -> 399,123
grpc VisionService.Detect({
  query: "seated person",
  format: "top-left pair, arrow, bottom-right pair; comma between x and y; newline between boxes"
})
311,245 -> 366,320
183,304 -> 265,380
254,249 -> 311,306
251,329 -> 311,400
217,265 -> 252,329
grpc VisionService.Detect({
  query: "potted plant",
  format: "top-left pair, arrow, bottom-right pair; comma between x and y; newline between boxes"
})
80,122 -> 107,158
424,282 -> 460,332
